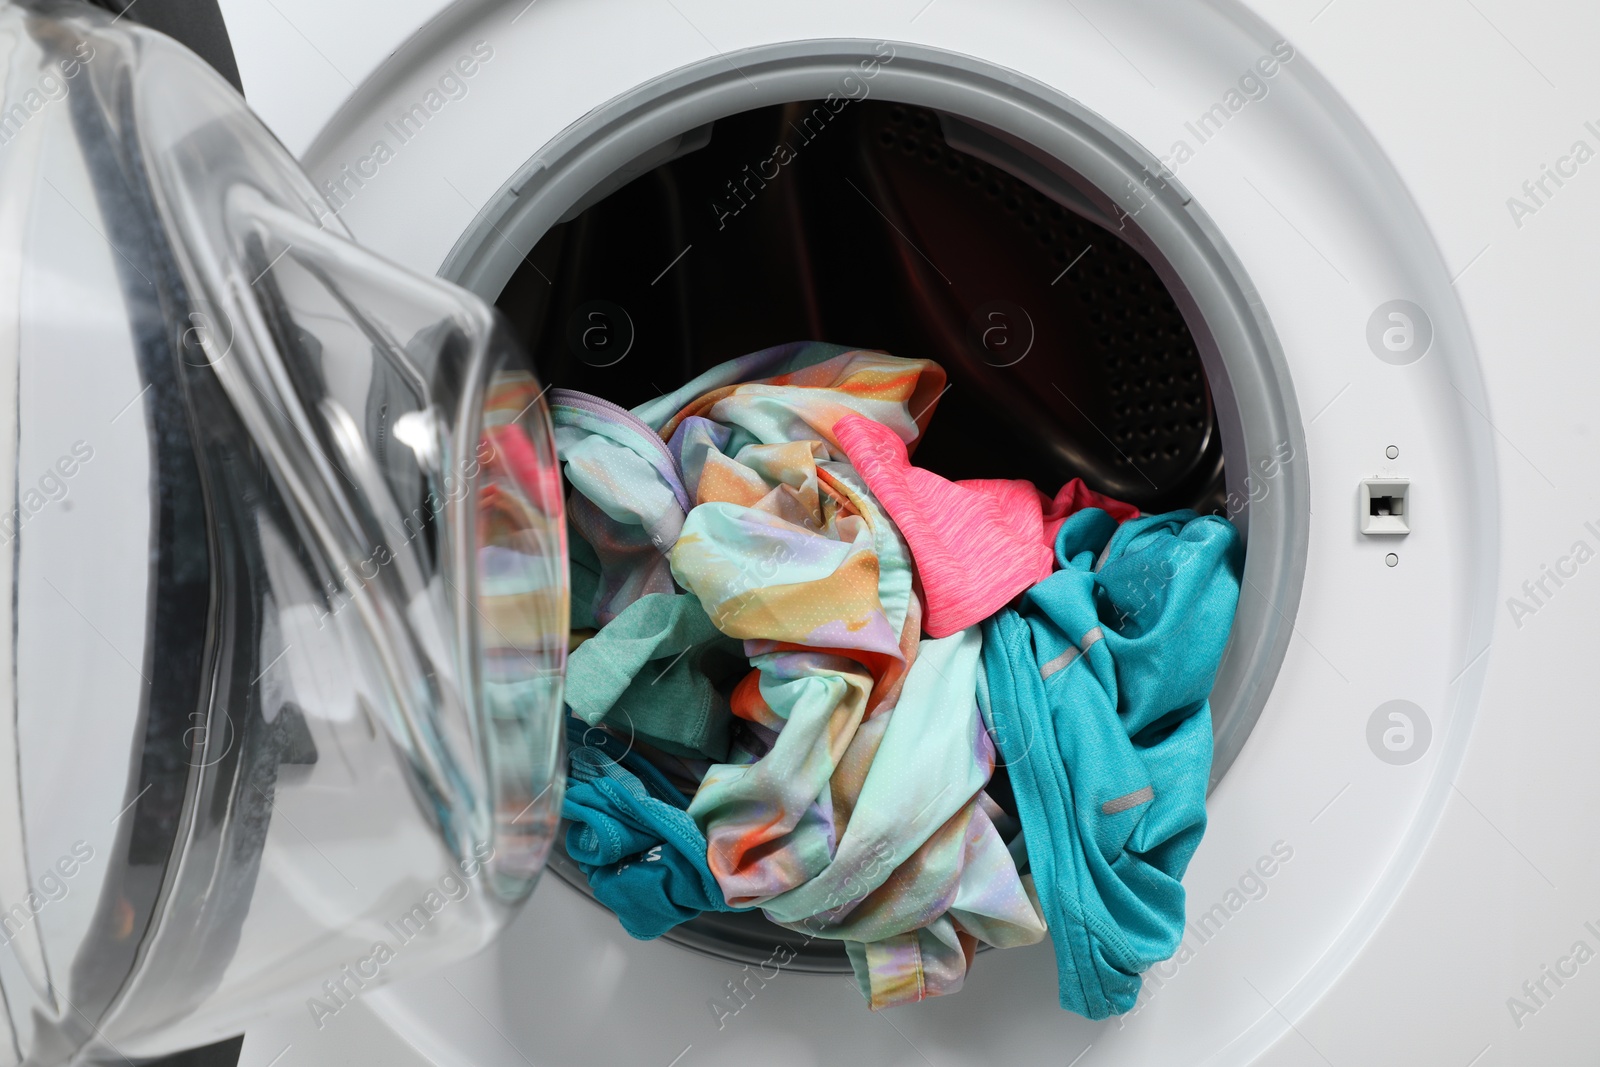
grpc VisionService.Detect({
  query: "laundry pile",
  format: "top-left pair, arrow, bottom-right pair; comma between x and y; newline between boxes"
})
550,342 -> 1243,1017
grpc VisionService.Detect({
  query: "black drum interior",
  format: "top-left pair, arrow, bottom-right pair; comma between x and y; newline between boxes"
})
497,98 -> 1229,967
498,99 -> 1224,514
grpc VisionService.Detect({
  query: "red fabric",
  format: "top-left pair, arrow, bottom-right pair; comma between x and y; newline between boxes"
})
834,414 -> 1137,638
1041,477 -> 1140,545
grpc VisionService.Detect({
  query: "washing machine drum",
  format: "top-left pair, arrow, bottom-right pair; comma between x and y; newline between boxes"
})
0,5 -> 565,1062
514,95 -> 1232,969
0,3 -> 1287,1061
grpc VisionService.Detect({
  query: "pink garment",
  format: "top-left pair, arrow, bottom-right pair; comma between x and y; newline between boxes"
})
834,414 -> 1138,639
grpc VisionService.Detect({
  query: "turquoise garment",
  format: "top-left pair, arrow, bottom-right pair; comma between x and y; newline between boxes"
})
565,592 -> 744,760
562,719 -> 744,939
979,508 -> 1242,1020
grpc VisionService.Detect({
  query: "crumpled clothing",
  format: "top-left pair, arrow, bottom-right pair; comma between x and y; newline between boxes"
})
834,414 -> 1139,638
549,389 -> 692,625
550,340 -> 942,624
567,520 -> 603,631
633,341 -> 947,451
980,507 -> 1242,1019
557,342 -> 1158,1011
840,792 -> 1039,1005
641,351 -> 1038,1009
561,719 -> 744,939
757,627 -> 1046,1007
564,592 -> 744,760
675,454 -> 918,904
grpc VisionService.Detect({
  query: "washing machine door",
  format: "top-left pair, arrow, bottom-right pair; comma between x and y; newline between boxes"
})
0,2 -> 566,1062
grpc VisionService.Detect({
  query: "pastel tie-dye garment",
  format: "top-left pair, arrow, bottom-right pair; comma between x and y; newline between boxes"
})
659,348 -> 1045,1006
555,343 -> 1046,1007
756,627 -> 1047,1008
549,389 -> 691,625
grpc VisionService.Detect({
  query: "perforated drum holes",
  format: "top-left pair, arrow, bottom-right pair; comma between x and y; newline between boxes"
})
1385,553 -> 1399,567
1367,700 -> 1431,765
1386,445 -> 1399,460
1366,299 -> 1433,365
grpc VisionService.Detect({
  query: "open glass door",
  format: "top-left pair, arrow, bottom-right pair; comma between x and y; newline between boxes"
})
0,2 -> 567,1061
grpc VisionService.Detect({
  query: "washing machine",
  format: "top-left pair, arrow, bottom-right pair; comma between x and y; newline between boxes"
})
1,0 -> 1596,1064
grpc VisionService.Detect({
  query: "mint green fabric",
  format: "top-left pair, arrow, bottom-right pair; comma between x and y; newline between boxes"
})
980,507 -> 1242,1020
569,520 -> 602,631
565,592 -> 744,761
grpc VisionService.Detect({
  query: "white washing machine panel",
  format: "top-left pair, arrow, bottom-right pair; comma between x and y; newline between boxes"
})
219,0 -> 1600,1064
